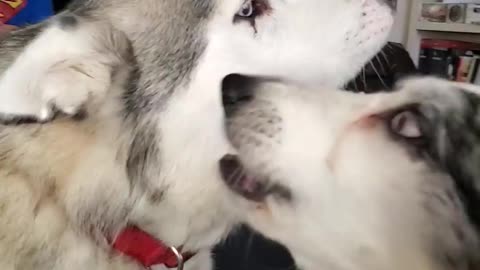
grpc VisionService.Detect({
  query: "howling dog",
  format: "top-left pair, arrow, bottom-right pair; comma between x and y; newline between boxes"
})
221,75 -> 480,270
0,0 -> 393,269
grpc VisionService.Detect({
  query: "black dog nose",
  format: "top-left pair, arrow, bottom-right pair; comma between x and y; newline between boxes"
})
382,0 -> 396,9
222,74 -> 256,117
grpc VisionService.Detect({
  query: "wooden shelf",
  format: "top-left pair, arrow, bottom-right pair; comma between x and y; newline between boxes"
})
417,21 -> 480,34
416,31 -> 480,44
407,1 -> 480,66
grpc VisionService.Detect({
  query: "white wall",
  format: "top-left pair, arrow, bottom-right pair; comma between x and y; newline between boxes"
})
389,0 -> 412,44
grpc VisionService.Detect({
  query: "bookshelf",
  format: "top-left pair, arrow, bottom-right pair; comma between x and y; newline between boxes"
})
406,0 -> 480,66
417,21 -> 480,33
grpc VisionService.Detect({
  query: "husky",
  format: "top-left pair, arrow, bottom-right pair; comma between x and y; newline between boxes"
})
0,0 -> 393,269
220,75 -> 480,270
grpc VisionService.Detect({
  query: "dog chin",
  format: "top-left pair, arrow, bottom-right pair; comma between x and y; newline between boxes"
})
219,76 -> 480,270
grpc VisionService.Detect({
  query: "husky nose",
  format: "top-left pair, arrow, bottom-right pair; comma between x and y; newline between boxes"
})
222,74 -> 256,117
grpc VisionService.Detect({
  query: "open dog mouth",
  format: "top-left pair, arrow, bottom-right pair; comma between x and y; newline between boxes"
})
219,154 -> 270,202
219,155 -> 292,202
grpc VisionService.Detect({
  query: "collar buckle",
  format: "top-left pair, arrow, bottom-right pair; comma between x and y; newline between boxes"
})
113,226 -> 193,269
146,247 -> 184,270
166,246 -> 184,270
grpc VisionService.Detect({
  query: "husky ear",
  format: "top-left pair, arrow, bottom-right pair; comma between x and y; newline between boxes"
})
0,15 -> 131,125
0,58 -> 115,125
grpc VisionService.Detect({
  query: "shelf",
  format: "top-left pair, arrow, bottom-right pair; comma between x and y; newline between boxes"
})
417,21 -> 480,34
416,31 -> 480,44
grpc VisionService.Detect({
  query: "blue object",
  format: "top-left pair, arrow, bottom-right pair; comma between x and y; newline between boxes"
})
7,0 -> 54,26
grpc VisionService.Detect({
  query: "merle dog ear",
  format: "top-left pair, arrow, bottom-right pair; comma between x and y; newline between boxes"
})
421,87 -> 480,231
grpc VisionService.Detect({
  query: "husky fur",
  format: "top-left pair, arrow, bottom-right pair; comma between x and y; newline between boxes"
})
0,0 -> 392,269
220,75 -> 480,270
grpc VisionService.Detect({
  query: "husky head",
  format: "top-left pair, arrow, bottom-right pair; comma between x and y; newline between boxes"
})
82,0 -> 394,88
220,75 -> 480,270
68,0 -> 393,246
205,0 -> 394,87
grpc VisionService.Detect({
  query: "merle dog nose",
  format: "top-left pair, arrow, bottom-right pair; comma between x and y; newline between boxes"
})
222,74 -> 256,117
382,0 -> 396,9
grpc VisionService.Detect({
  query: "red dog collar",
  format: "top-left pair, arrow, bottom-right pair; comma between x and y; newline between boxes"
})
113,227 -> 195,269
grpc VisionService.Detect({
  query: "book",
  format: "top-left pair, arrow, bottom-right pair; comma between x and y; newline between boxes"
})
419,39 -> 480,82
456,55 -> 474,82
467,56 -> 480,82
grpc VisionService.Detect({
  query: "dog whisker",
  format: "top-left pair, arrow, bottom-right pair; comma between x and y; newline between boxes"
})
243,229 -> 255,270
362,68 -> 368,91
379,50 -> 390,66
369,59 -> 388,89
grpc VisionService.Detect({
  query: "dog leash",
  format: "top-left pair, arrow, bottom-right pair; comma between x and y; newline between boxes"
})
113,226 -> 195,270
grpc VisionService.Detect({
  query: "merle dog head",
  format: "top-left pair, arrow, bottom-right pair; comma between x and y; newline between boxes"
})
220,75 -> 480,270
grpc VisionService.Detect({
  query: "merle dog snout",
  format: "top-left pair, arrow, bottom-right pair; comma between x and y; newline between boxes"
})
381,0 -> 396,9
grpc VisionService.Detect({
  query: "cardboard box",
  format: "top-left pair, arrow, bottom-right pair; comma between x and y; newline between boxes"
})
466,3 -> 480,24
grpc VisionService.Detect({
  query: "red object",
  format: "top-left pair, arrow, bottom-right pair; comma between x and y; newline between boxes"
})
0,0 -> 27,24
421,39 -> 480,50
113,227 -> 195,268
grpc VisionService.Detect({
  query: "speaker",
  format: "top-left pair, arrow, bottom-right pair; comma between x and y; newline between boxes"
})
447,4 -> 466,23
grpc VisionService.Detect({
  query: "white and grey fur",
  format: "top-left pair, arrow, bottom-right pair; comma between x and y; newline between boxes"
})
0,0 -> 392,269
220,75 -> 480,270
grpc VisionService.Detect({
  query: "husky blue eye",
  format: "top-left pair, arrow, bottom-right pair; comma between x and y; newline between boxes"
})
234,0 -> 272,26
237,0 -> 254,17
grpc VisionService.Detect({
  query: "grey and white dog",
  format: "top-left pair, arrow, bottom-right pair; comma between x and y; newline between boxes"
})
220,75 -> 480,270
0,0 -> 393,269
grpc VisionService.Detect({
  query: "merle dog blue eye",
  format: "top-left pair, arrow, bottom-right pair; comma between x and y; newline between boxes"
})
390,111 -> 422,139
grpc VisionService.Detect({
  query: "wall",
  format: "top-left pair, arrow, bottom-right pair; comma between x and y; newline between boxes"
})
388,0 -> 412,44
